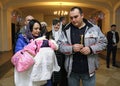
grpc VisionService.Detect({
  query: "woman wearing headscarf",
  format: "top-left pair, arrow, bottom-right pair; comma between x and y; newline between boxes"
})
46,18 -> 67,86
14,19 -> 42,86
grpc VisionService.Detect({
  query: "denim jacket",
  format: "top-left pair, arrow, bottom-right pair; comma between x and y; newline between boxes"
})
57,20 -> 107,77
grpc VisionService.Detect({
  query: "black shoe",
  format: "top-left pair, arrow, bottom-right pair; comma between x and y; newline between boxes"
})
112,65 -> 119,67
107,65 -> 110,68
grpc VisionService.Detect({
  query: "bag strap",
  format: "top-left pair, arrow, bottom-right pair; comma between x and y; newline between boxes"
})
25,50 -> 35,57
35,41 -> 38,53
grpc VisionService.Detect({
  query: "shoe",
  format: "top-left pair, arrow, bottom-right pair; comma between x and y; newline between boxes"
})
112,65 -> 119,68
107,65 -> 110,68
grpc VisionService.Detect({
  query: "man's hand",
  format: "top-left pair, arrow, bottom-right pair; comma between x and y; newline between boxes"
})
73,44 -> 83,52
80,47 -> 91,55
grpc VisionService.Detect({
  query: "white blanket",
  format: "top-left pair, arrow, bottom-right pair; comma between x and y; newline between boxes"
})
14,47 -> 60,86
31,47 -> 60,81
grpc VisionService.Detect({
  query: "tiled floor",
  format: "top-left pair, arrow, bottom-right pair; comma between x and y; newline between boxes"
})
0,50 -> 120,86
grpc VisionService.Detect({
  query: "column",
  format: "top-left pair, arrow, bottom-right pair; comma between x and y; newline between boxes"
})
0,7 -> 12,51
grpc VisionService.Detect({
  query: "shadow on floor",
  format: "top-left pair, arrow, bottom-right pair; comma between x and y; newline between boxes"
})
99,49 -> 120,67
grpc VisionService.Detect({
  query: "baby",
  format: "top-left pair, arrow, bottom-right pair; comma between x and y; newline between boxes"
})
11,36 -> 60,86
11,36 -> 59,72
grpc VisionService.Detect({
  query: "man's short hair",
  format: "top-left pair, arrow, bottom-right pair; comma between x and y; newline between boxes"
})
111,24 -> 116,28
59,16 -> 65,22
70,6 -> 83,14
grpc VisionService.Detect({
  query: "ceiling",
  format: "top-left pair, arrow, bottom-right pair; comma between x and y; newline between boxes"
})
0,0 -> 120,17
18,5 -> 98,16
9,0 -> 119,17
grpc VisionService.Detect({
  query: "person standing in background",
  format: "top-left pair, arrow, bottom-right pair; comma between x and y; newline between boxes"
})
13,15 -> 34,54
106,24 -> 119,68
46,18 -> 67,86
57,6 -> 107,86
59,16 -> 68,86
41,21 -> 48,36
59,16 -> 67,30
19,15 -> 34,34
46,18 -> 62,41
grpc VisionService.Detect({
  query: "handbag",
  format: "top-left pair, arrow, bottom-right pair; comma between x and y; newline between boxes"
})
11,50 -> 35,72
11,41 -> 38,72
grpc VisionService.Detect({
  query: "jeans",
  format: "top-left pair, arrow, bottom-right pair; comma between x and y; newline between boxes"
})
68,72 -> 96,86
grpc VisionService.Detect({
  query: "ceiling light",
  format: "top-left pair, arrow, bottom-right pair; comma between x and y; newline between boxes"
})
53,3 -> 68,16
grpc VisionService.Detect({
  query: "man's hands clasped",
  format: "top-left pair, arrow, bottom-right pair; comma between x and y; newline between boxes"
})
73,44 -> 91,55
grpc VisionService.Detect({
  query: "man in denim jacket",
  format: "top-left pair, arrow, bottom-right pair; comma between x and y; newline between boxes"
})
57,7 -> 107,86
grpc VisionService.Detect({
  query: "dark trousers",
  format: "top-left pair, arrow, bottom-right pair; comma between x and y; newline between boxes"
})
59,68 -> 68,86
106,45 -> 117,67
52,52 -> 68,86
52,67 -> 68,86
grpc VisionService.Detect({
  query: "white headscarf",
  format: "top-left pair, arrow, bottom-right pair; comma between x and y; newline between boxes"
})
52,22 -> 62,42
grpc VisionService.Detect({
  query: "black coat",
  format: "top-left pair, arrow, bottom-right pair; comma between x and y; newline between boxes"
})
107,31 -> 119,46
46,31 -> 66,83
